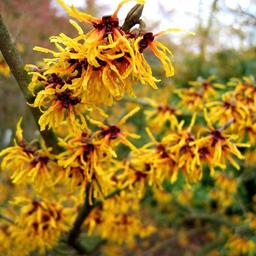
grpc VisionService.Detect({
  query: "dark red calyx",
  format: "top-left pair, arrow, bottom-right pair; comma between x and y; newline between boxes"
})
157,105 -> 175,114
156,144 -> 169,158
101,125 -> 121,140
198,147 -> 210,159
31,155 -> 49,166
56,90 -> 81,109
139,32 -> 155,53
72,60 -> 88,79
82,143 -> 95,161
211,130 -> 225,147
47,73 -> 65,87
93,15 -> 119,37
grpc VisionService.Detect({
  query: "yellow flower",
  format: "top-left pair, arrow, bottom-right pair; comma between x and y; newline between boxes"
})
31,0 -> 148,108
144,98 -> 180,131
132,29 -> 179,88
189,76 -> 225,98
31,84 -> 88,131
41,31 -> 137,105
28,0 -> 178,114
0,57 -> 10,78
85,192 -> 155,246
162,114 -> 201,183
192,110 -> 249,175
134,30 -> 175,77
0,119 -> 61,191
58,128 -> 117,200
246,212 -> 256,230
119,127 -> 179,190
10,197 -> 75,255
56,0 -> 144,50
117,115 -> 203,189
176,88 -> 205,112
116,158 -> 152,198
226,235 -> 255,255
206,92 -> 249,126
176,76 -> 224,112
229,76 -> 256,106
0,223 -> 16,256
88,107 -> 141,151
236,115 -> 256,145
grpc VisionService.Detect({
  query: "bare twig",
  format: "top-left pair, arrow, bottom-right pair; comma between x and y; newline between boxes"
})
233,4 -> 256,24
67,183 -> 92,254
218,118 -> 234,131
0,212 -> 15,224
67,185 -> 124,254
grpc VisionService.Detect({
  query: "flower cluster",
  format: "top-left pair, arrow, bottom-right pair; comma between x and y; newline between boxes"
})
26,0 -> 176,131
116,112 -> 247,198
9,197 -> 75,255
85,192 -> 155,246
176,76 -> 224,112
1,0 -> 255,253
0,119 -> 61,192
58,107 -> 140,200
226,235 -> 256,255
206,76 -> 256,145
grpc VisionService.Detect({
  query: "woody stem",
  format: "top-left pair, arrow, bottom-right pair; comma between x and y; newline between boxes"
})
67,184 -> 124,253
0,14 -> 61,153
67,183 -> 93,254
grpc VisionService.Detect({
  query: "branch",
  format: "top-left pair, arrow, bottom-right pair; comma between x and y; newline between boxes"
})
67,183 -> 92,254
237,5 -> 256,23
0,212 -> 15,224
93,187 -> 124,208
67,185 -> 124,254
0,14 -> 61,153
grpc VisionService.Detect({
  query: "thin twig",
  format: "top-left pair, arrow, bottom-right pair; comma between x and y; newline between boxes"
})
0,212 -> 15,224
0,14 -> 61,152
67,185 -> 125,254
67,183 -> 92,254
218,118 -> 234,131
93,187 -> 124,208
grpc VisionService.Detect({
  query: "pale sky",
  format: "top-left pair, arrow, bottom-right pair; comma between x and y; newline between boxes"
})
52,0 -> 255,49
53,0 -> 252,30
